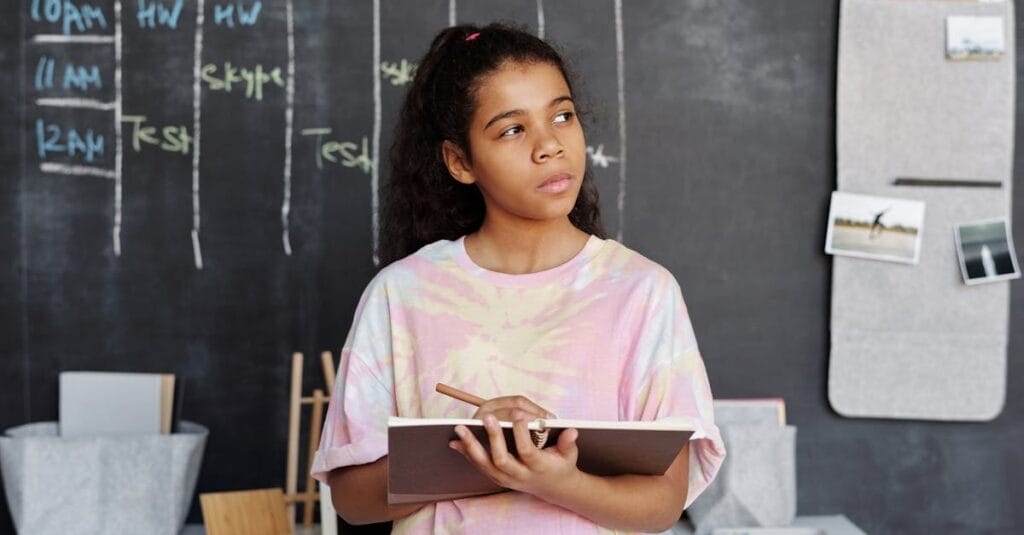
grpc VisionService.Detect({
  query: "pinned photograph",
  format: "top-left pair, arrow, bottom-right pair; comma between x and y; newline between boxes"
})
946,15 -> 1005,60
825,192 -> 926,264
954,219 -> 1020,285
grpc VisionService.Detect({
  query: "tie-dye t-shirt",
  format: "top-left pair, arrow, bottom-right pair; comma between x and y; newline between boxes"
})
311,234 -> 725,534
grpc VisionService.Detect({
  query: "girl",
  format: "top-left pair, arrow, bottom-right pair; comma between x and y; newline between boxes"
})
311,23 -> 725,534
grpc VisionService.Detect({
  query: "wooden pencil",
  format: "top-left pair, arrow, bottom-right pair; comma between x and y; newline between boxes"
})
435,383 -> 486,407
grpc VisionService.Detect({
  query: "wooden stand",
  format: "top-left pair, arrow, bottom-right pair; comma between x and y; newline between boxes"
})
284,351 -> 337,530
201,488 -> 292,535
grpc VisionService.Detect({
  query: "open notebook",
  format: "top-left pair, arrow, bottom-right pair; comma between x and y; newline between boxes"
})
387,417 -> 694,504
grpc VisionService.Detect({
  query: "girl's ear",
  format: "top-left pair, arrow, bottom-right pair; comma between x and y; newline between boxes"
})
442,140 -> 475,185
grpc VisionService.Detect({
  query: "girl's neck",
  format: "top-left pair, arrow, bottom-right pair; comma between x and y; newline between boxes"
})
465,217 -> 591,275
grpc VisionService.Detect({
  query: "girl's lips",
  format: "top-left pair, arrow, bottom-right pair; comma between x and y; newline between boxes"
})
537,173 -> 572,193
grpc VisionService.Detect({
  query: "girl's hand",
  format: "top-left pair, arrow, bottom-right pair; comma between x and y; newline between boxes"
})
471,395 -> 554,422
449,414 -> 581,500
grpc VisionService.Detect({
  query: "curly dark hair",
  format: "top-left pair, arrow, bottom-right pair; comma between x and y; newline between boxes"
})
379,22 -> 606,266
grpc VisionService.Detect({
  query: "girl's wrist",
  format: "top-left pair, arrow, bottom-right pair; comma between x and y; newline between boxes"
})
534,465 -> 590,507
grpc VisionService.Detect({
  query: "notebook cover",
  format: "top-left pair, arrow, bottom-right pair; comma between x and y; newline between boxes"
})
387,418 -> 692,504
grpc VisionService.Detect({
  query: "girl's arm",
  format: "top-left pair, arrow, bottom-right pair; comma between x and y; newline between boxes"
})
327,457 -> 426,525
543,443 -> 689,533
450,416 -> 690,533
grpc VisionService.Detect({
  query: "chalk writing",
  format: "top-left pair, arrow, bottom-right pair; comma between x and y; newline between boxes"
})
121,115 -> 191,154
380,59 -> 416,86
136,0 -> 184,29
587,144 -> 619,168
212,1 -> 262,28
34,55 -> 103,91
36,118 -> 105,162
30,0 -> 107,35
201,62 -> 283,101
301,128 -> 372,174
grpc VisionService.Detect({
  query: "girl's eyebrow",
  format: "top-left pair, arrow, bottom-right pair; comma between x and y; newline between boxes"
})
483,95 -> 574,130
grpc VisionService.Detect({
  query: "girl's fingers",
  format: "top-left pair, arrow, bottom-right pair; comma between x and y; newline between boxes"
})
452,424 -> 510,487
501,395 -> 554,419
474,396 -> 553,420
453,425 -> 490,465
555,427 -> 579,461
511,418 -> 540,466
483,416 -> 526,478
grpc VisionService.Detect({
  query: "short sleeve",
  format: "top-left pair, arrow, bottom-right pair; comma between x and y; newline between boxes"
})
310,274 -> 397,483
620,270 -> 726,509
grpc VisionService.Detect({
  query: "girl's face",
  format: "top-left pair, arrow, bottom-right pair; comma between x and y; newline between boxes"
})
444,60 -> 587,226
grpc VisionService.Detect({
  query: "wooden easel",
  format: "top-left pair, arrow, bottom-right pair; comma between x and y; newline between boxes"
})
284,351 -> 337,529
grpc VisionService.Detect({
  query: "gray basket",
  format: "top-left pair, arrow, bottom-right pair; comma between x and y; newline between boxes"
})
687,424 -> 797,535
0,421 -> 207,535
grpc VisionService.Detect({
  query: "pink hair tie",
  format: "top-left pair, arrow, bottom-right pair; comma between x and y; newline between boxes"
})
465,32 -> 480,41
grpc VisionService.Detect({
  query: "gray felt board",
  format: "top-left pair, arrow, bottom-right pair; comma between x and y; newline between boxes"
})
831,0 -> 1015,421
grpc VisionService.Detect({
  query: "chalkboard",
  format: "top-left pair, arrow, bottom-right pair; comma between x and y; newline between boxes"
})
1,1 -> 1022,533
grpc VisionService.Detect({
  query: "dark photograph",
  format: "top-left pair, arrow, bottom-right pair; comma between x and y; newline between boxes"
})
955,219 -> 1021,285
